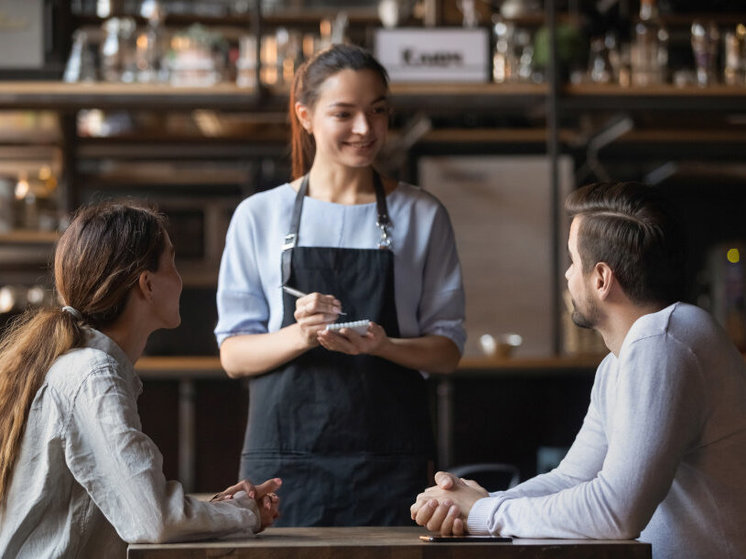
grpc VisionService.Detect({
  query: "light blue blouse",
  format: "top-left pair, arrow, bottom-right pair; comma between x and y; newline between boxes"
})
215,181 -> 466,356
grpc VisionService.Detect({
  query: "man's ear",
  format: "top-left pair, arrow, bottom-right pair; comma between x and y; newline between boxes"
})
294,102 -> 312,134
137,270 -> 154,301
593,262 -> 614,301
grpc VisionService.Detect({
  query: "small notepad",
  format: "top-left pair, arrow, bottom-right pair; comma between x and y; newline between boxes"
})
325,320 -> 370,335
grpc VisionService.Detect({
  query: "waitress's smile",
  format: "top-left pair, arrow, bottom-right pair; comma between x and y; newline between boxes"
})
343,138 -> 378,154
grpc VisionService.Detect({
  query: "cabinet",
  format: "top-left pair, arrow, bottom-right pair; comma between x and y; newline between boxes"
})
1,1 -> 745,491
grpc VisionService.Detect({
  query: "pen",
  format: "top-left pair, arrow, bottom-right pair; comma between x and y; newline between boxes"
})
281,285 -> 346,315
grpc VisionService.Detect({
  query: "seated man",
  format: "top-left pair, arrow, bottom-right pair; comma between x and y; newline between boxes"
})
411,182 -> 746,559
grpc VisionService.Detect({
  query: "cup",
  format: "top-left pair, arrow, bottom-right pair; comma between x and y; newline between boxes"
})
480,333 -> 523,358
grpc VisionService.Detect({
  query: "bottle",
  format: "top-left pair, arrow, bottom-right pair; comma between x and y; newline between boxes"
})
630,0 -> 668,86
723,25 -> 746,86
691,21 -> 720,87
492,16 -> 517,83
587,37 -> 613,84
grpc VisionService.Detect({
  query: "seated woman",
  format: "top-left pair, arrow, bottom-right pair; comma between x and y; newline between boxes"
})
0,202 -> 281,558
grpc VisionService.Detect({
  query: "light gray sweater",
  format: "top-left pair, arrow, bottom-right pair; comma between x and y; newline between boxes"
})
468,302 -> 746,559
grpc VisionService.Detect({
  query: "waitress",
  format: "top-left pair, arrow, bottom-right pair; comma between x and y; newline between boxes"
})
215,44 -> 465,526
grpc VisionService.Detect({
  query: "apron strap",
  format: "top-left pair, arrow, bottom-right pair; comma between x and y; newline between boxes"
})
372,172 -> 392,250
282,171 -> 391,286
281,175 -> 309,286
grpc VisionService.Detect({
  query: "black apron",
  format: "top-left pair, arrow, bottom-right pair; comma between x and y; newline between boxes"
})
240,173 -> 434,526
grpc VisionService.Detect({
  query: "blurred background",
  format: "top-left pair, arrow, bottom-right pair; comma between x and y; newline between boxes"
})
1,0 -> 745,492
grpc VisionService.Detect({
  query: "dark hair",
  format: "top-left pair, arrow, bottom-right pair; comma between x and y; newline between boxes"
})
565,181 -> 686,306
0,201 -> 167,506
289,43 -> 389,180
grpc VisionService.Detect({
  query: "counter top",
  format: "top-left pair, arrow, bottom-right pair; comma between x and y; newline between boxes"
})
127,526 -> 651,559
133,354 -> 603,380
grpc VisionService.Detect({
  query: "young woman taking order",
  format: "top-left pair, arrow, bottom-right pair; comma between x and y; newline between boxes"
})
0,203 -> 280,558
215,44 -> 466,526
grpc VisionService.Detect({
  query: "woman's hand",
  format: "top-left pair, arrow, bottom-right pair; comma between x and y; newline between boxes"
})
293,292 -> 343,347
211,477 -> 282,531
316,321 -> 387,355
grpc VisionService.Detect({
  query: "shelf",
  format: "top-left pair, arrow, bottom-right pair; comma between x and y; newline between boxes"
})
456,354 -> 602,374
562,84 -> 746,112
73,8 -> 380,27
612,129 -> 746,144
0,230 -> 59,244
416,127 -> 581,145
0,82 -> 265,111
0,81 -> 549,112
389,82 -> 548,112
2,81 -> 744,114
135,355 -> 225,380
2,81 -> 744,117
132,354 -> 603,381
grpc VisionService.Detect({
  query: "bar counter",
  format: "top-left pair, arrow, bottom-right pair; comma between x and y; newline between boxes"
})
127,526 -> 651,558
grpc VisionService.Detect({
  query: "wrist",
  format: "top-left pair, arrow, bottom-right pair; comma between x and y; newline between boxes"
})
465,497 -> 495,535
369,334 -> 392,359
290,322 -> 317,351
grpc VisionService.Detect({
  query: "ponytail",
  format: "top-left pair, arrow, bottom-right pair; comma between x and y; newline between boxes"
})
0,308 -> 85,505
289,68 -> 315,180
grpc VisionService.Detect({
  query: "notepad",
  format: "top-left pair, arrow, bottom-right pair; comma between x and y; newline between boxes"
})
325,320 -> 371,335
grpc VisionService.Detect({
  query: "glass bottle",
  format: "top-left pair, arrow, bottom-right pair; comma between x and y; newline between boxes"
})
630,0 -> 668,86
723,25 -> 746,86
492,15 -> 516,84
691,21 -> 720,87
63,29 -> 98,82
587,37 -> 613,84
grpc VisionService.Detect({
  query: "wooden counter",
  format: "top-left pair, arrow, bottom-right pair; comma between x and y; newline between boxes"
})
127,526 -> 651,559
131,355 -> 601,491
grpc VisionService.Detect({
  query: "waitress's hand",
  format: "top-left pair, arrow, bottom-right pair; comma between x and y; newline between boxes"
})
316,321 -> 387,355
293,292 -> 344,347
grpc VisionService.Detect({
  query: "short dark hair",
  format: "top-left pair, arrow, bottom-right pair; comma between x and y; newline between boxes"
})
565,181 -> 686,306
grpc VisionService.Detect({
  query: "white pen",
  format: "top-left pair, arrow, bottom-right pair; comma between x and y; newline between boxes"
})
281,285 -> 346,315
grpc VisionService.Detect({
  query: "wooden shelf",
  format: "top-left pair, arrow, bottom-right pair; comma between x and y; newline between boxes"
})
0,82 -> 264,111
568,83 -> 746,96
135,355 -> 225,380
73,9 -> 380,27
417,127 -> 580,144
132,354 -> 603,380
0,81 -> 548,112
131,351 -> 746,379
1,80 -> 743,114
456,354 -> 603,373
562,83 -> 746,111
0,230 -> 59,244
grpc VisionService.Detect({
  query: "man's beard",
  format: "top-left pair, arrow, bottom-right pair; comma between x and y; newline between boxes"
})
570,296 -> 599,330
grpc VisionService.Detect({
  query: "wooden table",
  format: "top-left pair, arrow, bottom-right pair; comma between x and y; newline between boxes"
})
127,526 -> 651,558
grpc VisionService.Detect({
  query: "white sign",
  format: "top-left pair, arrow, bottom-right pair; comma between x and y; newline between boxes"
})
375,28 -> 490,83
0,0 -> 44,69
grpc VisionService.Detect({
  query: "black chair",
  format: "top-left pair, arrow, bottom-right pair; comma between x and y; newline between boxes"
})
448,463 -> 520,491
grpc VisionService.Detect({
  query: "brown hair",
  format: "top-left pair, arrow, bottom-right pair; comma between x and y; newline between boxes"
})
565,181 -> 686,306
289,43 -> 389,180
0,201 -> 167,506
